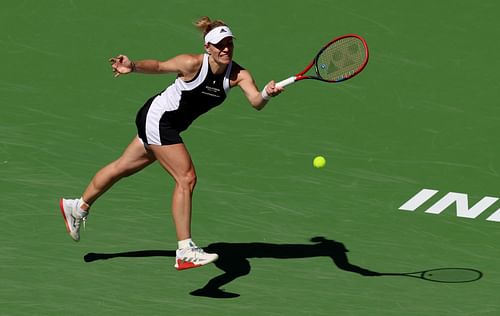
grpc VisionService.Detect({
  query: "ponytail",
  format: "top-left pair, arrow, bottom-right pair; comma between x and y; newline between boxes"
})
194,16 -> 228,36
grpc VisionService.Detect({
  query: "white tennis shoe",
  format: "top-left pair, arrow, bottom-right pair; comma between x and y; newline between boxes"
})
175,247 -> 218,270
59,198 -> 88,242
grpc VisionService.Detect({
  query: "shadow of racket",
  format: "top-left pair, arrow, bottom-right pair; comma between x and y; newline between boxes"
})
380,268 -> 483,283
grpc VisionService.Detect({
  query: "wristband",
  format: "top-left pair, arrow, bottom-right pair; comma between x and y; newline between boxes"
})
261,88 -> 271,101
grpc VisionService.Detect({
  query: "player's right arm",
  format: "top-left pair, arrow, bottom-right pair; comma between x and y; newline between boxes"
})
109,54 -> 202,79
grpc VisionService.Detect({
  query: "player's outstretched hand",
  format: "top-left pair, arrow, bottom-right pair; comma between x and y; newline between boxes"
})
109,54 -> 134,77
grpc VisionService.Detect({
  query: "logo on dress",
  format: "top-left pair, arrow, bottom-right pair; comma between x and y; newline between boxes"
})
202,85 -> 221,98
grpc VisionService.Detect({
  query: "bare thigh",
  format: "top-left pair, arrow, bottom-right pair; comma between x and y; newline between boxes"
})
116,137 -> 157,176
148,143 -> 196,183
82,137 -> 157,204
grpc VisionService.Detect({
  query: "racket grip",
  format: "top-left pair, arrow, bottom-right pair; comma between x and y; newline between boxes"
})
276,76 -> 296,88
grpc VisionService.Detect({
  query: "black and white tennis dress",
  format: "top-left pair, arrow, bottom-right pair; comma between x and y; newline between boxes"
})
136,54 -> 233,145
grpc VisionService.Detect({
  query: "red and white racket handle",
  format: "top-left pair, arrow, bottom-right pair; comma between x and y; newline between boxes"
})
276,76 -> 296,88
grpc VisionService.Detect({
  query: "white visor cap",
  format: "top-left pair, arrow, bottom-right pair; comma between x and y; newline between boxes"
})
204,26 -> 234,44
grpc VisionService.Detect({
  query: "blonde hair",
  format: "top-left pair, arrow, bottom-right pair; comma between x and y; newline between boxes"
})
194,16 -> 228,37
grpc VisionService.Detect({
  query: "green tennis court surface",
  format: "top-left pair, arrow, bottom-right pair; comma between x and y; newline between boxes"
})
2,1 -> 499,315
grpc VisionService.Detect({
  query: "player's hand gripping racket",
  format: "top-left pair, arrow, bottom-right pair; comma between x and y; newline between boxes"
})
276,34 -> 369,88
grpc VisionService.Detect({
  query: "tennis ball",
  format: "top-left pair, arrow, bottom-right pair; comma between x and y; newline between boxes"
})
313,156 -> 326,168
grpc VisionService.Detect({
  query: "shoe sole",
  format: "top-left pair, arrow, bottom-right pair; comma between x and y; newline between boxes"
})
59,198 -> 71,233
175,256 -> 218,271
59,198 -> 79,242
175,260 -> 202,270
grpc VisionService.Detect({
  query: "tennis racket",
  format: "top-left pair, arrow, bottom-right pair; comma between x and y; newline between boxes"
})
381,268 -> 483,283
276,34 -> 369,88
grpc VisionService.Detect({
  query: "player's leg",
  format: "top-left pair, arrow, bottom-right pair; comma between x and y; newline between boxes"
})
82,137 -> 156,205
148,143 -> 218,270
148,143 -> 196,241
60,137 -> 156,241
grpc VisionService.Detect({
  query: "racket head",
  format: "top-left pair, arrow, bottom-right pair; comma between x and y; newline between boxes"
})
420,268 -> 483,283
313,34 -> 369,83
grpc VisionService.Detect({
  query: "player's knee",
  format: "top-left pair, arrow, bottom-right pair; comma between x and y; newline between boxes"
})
176,170 -> 197,191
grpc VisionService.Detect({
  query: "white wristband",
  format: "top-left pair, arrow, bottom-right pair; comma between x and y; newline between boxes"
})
261,88 -> 271,101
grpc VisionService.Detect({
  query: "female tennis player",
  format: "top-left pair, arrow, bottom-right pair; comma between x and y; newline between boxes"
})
59,17 -> 284,270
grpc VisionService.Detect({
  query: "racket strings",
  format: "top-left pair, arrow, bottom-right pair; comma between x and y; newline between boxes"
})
317,37 -> 366,81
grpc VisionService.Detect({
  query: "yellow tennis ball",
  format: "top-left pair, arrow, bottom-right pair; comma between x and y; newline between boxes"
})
313,156 -> 326,168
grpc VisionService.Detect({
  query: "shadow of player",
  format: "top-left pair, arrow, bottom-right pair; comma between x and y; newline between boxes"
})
84,236 -> 380,299
191,236 -> 380,298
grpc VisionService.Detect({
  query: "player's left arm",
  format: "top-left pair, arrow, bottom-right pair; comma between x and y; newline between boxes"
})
234,65 -> 283,110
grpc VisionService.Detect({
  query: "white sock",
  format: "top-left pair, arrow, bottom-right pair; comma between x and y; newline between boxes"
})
77,198 -> 90,214
178,238 -> 196,249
